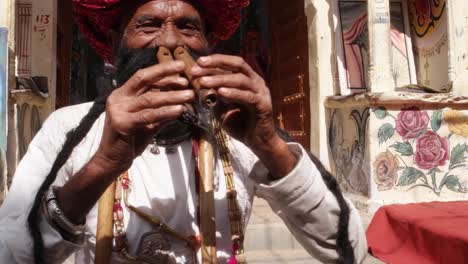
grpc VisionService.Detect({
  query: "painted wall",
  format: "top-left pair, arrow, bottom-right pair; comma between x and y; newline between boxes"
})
326,92 -> 468,209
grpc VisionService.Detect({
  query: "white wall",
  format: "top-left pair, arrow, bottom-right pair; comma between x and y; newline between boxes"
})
304,0 -> 336,168
31,0 -> 56,115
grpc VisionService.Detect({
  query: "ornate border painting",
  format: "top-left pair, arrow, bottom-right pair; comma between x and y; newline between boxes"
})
335,0 -> 417,94
328,107 -> 371,196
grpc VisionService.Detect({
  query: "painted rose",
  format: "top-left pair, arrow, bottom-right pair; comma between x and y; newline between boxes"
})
373,150 -> 399,191
444,110 -> 468,137
395,110 -> 430,139
414,131 -> 449,170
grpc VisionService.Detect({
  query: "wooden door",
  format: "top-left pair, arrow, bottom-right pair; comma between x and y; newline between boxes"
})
270,0 -> 311,149
56,0 -> 73,109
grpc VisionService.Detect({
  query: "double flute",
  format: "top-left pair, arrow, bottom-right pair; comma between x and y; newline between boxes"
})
95,47 -> 218,264
158,46 -> 217,109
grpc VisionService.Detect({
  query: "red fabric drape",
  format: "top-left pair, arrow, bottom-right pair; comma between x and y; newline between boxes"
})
367,201 -> 468,264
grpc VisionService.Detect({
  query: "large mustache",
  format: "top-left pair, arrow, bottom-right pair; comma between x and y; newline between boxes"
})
114,46 -> 209,87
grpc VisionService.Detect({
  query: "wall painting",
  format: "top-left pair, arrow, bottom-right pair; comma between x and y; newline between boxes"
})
328,107 -> 371,196
335,0 -> 417,94
372,107 -> 468,197
408,0 -> 449,91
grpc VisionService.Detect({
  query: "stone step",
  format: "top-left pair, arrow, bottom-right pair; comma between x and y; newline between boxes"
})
246,249 -> 321,264
244,197 -> 383,264
244,198 -> 316,262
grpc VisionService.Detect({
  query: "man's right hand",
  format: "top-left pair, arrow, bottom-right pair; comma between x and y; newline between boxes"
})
95,60 -> 195,174
55,60 -> 194,224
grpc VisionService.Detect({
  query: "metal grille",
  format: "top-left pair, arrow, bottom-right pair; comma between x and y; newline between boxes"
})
16,4 -> 32,75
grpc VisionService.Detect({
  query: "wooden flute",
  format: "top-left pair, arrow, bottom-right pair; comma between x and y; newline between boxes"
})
159,46 -> 218,264
173,47 -> 217,109
96,47 -> 218,264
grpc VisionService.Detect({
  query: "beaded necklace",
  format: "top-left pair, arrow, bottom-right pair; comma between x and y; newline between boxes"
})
112,123 -> 246,263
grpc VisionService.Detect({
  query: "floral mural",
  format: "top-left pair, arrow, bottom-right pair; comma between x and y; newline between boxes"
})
373,107 -> 468,195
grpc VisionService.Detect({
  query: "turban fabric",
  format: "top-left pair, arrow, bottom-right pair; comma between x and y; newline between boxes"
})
73,0 -> 250,61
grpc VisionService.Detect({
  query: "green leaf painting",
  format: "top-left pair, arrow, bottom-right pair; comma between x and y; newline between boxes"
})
374,107 -> 388,119
398,167 -> 425,186
391,142 -> 413,156
442,175 -> 467,193
449,144 -> 467,170
431,110 -> 442,132
378,124 -> 394,144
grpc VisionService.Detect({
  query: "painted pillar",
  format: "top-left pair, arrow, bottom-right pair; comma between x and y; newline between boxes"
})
0,0 -> 16,201
465,4 -> 468,74
31,0 -> 56,116
367,0 -> 394,92
304,0 -> 336,167
447,0 -> 468,95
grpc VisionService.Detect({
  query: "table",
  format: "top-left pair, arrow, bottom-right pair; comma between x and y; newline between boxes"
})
366,201 -> 468,264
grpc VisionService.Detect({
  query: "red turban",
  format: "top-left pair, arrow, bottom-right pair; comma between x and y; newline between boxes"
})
73,0 -> 250,61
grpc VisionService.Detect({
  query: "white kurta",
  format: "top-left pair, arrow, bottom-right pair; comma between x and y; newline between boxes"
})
0,102 -> 367,263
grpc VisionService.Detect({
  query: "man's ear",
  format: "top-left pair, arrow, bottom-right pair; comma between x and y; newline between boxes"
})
206,32 -> 216,46
108,29 -> 121,64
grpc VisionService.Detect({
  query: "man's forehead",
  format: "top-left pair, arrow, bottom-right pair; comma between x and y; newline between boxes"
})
132,0 -> 201,18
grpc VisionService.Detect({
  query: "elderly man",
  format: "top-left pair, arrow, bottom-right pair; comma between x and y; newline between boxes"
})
0,0 -> 366,263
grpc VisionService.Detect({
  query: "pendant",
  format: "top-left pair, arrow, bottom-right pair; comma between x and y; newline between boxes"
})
135,227 -> 198,264
136,228 -> 171,264
150,144 -> 160,155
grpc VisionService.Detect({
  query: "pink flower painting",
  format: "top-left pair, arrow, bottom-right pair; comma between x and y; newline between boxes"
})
396,110 -> 430,139
414,131 -> 449,170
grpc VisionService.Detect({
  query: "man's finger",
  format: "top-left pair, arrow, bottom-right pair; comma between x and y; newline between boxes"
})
130,105 -> 186,127
197,54 -> 254,77
189,65 -> 231,78
122,61 -> 186,95
127,90 -> 195,112
217,87 -> 259,105
198,73 -> 256,92
151,75 -> 189,90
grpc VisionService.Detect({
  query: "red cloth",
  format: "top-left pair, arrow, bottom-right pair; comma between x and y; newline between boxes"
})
72,0 -> 249,61
367,201 -> 468,264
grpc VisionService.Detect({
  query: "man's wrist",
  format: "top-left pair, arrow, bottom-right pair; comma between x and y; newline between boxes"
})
55,153 -> 124,225
249,133 -> 298,180
91,150 -> 132,176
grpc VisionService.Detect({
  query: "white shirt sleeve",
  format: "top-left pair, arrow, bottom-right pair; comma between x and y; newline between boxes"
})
249,143 -> 368,263
0,108 -> 85,263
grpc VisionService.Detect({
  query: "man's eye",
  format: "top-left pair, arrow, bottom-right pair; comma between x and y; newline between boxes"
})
178,24 -> 200,35
138,22 -> 162,32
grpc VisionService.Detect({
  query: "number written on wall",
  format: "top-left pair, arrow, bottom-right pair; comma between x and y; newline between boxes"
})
33,14 -> 51,41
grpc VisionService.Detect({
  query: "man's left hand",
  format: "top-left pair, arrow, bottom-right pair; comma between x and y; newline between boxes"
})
191,54 -> 297,178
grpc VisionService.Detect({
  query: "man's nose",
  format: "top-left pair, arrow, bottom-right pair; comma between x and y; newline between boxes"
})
158,24 -> 184,50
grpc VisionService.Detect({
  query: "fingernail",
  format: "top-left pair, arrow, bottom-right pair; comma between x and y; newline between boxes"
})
175,61 -> 185,68
191,66 -> 202,74
178,78 -> 188,85
199,57 -> 210,64
200,76 -> 212,83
